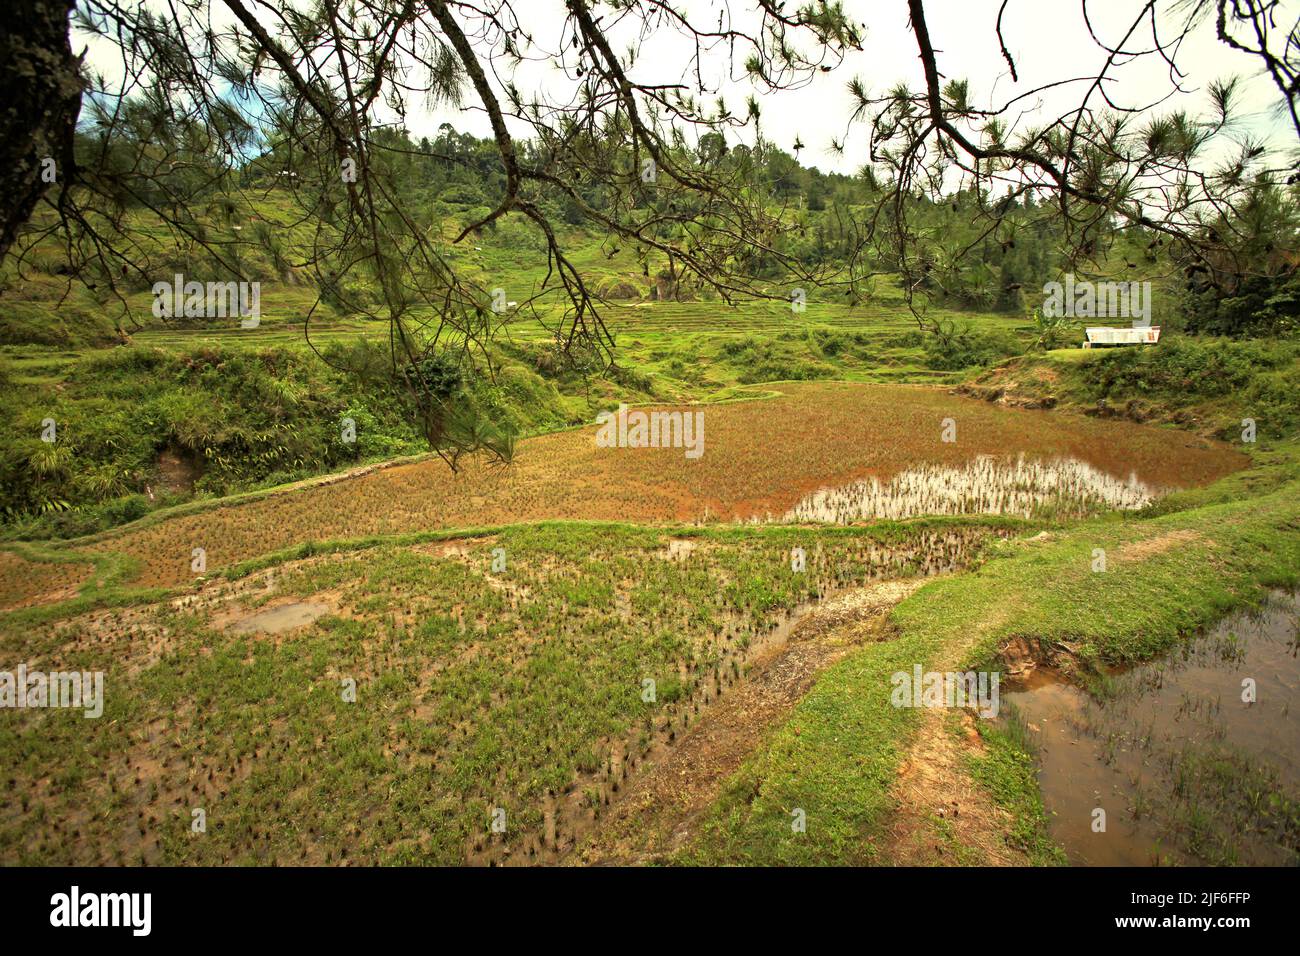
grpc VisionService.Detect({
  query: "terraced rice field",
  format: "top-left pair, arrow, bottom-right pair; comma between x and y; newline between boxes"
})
132,318 -> 378,351
0,372 -> 1280,869
0,521 -> 1003,865
0,552 -> 92,611
53,382 -> 1245,594
132,299 -> 1016,354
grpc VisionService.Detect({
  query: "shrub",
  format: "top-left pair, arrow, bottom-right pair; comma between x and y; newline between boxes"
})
923,324 -> 1021,370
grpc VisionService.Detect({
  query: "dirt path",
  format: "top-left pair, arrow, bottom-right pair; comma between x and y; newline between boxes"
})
881,606 -> 1028,865
883,708 -> 1028,865
570,578 -> 926,865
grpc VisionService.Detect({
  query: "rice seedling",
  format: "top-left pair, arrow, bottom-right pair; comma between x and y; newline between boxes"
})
0,518 -> 1015,865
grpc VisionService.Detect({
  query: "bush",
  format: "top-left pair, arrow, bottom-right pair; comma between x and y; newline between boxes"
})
923,324 -> 1021,370
1077,336 -> 1300,439
0,341 -> 435,535
1084,338 -> 1285,399
438,183 -> 485,205
1183,272 -> 1300,338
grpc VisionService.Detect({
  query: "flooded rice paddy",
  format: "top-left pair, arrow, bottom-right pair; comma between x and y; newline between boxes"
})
1004,592 -> 1300,866
77,382 -> 1245,590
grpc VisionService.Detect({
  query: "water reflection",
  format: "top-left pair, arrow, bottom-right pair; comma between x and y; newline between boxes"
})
784,455 -> 1158,523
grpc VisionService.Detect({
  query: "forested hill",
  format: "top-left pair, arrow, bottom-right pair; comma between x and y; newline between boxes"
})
8,123 -> 1292,350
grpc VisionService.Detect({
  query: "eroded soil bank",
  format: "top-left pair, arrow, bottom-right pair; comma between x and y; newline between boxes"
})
569,579 -> 926,865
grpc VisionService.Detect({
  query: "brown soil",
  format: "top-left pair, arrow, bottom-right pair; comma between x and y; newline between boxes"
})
213,595 -> 339,636
154,446 -> 200,495
885,709 -> 1029,866
878,605 -> 1023,866
1115,528 -> 1207,562
0,551 -> 91,611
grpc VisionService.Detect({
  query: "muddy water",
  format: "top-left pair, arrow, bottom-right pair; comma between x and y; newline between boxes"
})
227,601 -> 332,634
1004,593 -> 1300,866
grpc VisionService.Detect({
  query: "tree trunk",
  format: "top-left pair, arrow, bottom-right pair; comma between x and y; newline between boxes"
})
0,0 -> 82,261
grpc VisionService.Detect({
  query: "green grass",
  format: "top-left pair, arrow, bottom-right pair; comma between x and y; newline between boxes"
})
964,706 -> 1069,866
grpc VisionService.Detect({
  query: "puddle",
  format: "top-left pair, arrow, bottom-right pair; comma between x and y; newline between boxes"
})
784,454 -> 1158,522
227,601 -> 333,635
1004,592 -> 1300,865
657,539 -> 699,562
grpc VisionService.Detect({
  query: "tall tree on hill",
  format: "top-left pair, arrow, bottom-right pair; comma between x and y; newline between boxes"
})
839,0 -> 1298,330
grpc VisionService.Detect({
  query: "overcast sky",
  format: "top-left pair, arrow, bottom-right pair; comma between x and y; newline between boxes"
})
411,0 -> 1296,173
80,0 -> 1296,174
